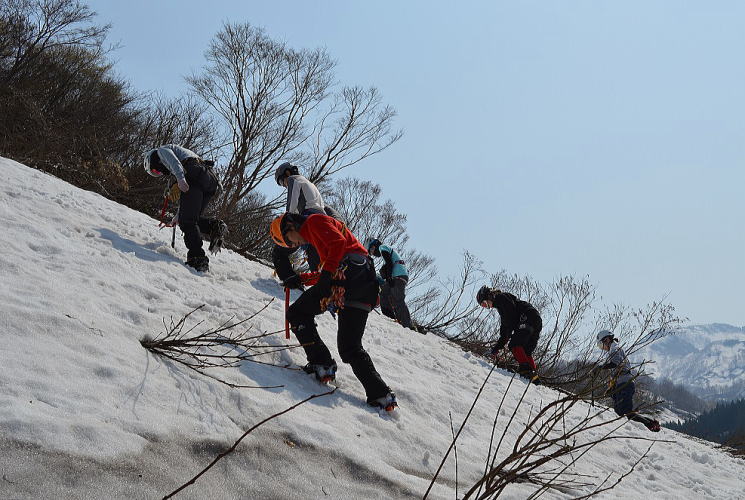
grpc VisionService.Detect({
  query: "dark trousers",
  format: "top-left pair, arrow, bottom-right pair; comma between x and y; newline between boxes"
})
507,314 -> 542,371
611,381 -> 657,426
612,381 -> 635,416
178,160 -> 218,261
287,282 -> 390,400
380,277 -> 412,328
507,314 -> 542,357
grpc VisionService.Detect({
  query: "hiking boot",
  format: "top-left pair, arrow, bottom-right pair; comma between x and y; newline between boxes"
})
302,362 -> 337,384
208,220 -> 228,254
410,324 -> 427,335
367,391 -> 398,411
645,419 -> 661,432
185,256 -> 209,272
517,363 -> 539,384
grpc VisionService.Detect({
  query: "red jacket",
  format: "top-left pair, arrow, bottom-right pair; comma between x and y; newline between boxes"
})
299,214 -> 367,273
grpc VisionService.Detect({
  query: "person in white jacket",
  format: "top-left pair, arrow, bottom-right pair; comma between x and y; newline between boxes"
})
274,162 -> 325,215
595,330 -> 660,432
273,162 -> 328,276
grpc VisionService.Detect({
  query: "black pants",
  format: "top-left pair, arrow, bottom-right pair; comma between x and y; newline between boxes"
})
612,381 -> 635,416
380,277 -> 412,328
609,381 -> 656,426
287,276 -> 389,400
178,159 -> 218,261
507,313 -> 542,356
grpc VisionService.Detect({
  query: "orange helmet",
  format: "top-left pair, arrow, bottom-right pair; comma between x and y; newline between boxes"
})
270,215 -> 288,247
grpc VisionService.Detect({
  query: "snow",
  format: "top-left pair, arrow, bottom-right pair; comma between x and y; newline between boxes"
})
639,324 -> 745,397
1,156 -> 744,499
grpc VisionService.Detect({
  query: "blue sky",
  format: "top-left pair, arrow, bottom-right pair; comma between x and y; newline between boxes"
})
90,1 -> 744,325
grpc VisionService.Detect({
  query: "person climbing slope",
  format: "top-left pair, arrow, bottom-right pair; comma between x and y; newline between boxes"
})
143,144 -> 227,272
595,330 -> 661,432
477,285 -> 542,382
365,238 -> 414,331
270,212 -> 397,411
273,161 -> 332,278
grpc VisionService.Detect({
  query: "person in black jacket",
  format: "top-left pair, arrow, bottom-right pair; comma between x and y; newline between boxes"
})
477,286 -> 542,381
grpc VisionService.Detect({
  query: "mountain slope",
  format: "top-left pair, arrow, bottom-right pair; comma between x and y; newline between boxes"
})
1,157 -> 744,499
639,324 -> 745,400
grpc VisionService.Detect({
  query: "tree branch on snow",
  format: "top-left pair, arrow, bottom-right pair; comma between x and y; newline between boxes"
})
163,388 -> 336,499
141,301 -> 303,389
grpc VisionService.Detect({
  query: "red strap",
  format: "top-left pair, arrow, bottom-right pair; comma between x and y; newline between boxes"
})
158,197 -> 176,228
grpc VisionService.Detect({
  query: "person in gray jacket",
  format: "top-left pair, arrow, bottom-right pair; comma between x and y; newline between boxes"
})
273,162 -> 327,275
274,162 -> 325,215
596,330 -> 660,432
144,144 -> 226,272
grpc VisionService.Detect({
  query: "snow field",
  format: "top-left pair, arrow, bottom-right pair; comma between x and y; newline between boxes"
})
1,157 -> 744,499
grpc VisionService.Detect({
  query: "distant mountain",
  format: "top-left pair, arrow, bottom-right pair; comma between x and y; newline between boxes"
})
638,324 -> 745,401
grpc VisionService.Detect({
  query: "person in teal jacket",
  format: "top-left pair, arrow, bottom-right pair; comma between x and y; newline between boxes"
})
366,238 -> 413,330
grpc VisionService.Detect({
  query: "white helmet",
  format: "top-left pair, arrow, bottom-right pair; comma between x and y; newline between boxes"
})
143,149 -> 164,177
596,330 -> 614,348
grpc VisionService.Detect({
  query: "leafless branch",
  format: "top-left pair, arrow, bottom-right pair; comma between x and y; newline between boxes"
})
163,388 -> 336,499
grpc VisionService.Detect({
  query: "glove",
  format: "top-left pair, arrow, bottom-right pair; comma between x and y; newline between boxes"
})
282,274 -> 305,291
315,270 -> 333,296
167,183 -> 181,202
177,178 -> 190,192
602,380 -> 615,397
326,302 -> 338,318
494,338 -> 507,352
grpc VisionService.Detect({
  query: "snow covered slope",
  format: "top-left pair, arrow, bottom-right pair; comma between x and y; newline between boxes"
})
639,324 -> 745,400
1,157 -> 744,499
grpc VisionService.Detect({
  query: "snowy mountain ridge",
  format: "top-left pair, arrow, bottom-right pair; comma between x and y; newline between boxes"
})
1,156 -> 744,499
639,323 -> 745,400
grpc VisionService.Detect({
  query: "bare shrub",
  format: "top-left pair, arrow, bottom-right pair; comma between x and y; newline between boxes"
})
141,302 -> 301,389
425,368 -> 671,499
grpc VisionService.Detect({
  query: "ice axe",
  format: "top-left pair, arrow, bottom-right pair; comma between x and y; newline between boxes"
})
284,287 -> 290,339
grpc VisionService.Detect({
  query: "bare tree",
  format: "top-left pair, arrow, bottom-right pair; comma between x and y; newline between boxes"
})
532,275 -> 596,377
186,23 -> 402,226
304,86 -> 403,184
0,0 -> 109,84
414,251 -> 486,335
324,177 -> 408,248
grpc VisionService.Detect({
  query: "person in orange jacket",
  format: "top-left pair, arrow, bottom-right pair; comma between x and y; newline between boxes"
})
270,212 -> 397,410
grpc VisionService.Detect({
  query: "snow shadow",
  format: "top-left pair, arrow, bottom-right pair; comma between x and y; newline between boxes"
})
238,353 -> 379,413
249,277 -> 288,300
96,228 -> 180,264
